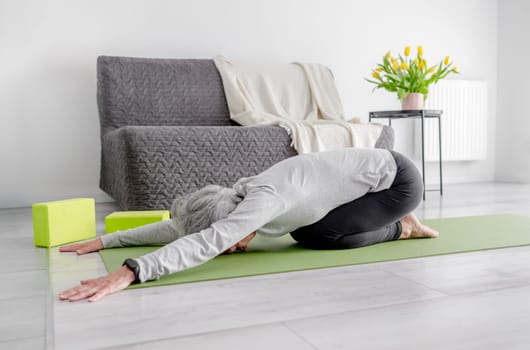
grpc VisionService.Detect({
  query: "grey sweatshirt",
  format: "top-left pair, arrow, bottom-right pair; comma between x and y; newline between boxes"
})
101,147 -> 397,282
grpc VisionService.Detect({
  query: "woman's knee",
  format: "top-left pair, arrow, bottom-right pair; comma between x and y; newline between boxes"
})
290,229 -> 341,250
404,169 -> 423,210
390,151 -> 423,210
291,231 -> 365,250
290,231 -> 318,249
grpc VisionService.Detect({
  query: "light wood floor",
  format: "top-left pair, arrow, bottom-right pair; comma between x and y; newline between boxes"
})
1,182 -> 530,349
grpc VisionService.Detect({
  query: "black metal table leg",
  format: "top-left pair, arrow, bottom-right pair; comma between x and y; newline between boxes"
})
368,109 -> 443,200
438,115 -> 443,195
421,111 -> 426,200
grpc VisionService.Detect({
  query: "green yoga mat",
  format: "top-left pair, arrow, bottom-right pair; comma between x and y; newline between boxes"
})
100,214 -> 530,289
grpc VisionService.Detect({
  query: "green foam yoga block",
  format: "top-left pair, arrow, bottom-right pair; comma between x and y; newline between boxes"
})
32,198 -> 96,248
105,210 -> 170,234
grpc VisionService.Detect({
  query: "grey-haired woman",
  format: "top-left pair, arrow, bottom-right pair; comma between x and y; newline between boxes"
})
59,148 -> 438,302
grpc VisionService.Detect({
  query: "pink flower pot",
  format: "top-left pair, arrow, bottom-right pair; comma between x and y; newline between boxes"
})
401,93 -> 424,110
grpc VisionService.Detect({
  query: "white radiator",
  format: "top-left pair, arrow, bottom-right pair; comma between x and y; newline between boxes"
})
416,80 -> 488,161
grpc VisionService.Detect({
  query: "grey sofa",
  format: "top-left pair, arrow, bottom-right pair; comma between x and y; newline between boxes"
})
97,56 -> 394,210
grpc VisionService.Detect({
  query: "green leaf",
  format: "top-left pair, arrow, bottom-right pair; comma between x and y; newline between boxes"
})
386,73 -> 401,81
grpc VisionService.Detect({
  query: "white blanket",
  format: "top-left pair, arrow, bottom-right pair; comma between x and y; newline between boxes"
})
213,56 -> 382,154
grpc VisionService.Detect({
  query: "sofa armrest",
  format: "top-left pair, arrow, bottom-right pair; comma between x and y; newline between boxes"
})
100,125 -> 297,209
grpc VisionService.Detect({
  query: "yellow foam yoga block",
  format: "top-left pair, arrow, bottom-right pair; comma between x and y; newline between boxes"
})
105,210 -> 170,234
32,198 -> 96,248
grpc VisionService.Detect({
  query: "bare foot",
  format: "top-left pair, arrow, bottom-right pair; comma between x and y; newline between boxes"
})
399,213 -> 439,239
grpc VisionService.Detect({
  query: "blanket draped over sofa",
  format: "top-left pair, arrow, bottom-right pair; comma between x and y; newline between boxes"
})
214,56 -> 383,153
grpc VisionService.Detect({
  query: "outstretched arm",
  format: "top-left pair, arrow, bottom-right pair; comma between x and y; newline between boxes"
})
100,220 -> 184,248
59,187 -> 285,302
59,220 -> 183,255
132,188 -> 285,282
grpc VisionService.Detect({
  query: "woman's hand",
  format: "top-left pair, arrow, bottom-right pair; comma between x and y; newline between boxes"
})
59,266 -> 135,302
59,238 -> 103,255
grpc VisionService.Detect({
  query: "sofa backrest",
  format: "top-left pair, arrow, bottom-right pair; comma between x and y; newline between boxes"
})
97,56 -> 235,135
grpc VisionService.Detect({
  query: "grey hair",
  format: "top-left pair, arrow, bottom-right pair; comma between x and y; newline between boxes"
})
170,185 -> 243,235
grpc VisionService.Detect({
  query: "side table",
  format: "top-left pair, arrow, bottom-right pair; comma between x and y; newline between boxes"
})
369,109 -> 443,200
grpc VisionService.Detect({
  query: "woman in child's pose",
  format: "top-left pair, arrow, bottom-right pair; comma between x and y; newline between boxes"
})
59,148 -> 438,302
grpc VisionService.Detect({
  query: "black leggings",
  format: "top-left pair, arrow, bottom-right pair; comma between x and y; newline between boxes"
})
290,151 -> 423,250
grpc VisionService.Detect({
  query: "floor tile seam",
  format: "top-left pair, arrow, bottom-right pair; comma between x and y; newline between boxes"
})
287,281 -> 530,325
435,280 -> 530,298
86,320 -> 317,350
374,266 -> 450,296
81,294 -> 447,350
50,267 -> 109,275
0,248 -> 46,252
49,251 -> 109,275
281,292 -> 449,326
0,293 -> 46,303
375,248 -> 530,297
282,321 -> 320,350
0,267 -> 48,275
45,272 -> 55,350
49,250 -> 108,348
0,292 -> 46,302
0,267 -> 47,273
0,335 -> 43,344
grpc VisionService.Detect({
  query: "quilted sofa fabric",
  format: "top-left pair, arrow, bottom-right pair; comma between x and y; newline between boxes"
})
97,56 -> 394,210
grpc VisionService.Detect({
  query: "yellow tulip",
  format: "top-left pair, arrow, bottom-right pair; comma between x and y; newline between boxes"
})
452,66 -> 459,73
444,56 -> 451,65
392,61 -> 399,71
400,61 -> 409,70
372,72 -> 381,79
427,67 -> 436,73
404,46 -> 411,57
413,58 -> 419,66
385,51 -> 391,59
376,67 -> 383,72
419,60 -> 426,69
417,45 -> 424,56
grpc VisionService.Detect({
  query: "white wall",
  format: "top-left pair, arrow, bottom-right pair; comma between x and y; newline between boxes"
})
496,0 -> 530,183
0,0 -> 498,208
